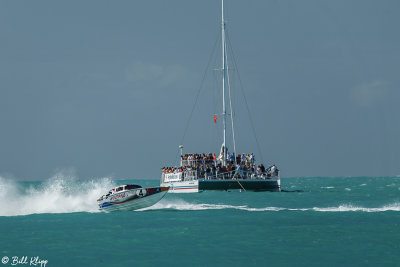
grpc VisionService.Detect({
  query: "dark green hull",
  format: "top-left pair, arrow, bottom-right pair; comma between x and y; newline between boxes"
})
198,179 -> 280,192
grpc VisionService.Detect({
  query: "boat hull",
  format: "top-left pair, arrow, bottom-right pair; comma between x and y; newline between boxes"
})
99,187 -> 169,212
161,180 -> 199,193
161,178 -> 280,193
198,178 -> 280,191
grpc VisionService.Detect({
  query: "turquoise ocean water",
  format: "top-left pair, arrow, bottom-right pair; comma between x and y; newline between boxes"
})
1,176 -> 400,266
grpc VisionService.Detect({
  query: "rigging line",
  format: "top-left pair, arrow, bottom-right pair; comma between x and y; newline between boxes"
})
237,180 -> 246,191
225,38 -> 237,157
225,30 -> 264,163
174,30 -> 220,165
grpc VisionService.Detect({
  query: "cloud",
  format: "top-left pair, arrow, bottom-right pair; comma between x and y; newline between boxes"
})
125,61 -> 190,89
351,80 -> 390,108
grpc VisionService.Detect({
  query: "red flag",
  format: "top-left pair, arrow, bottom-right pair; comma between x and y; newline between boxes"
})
213,115 -> 217,123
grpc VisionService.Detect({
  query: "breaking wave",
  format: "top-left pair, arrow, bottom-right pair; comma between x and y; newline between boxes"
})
143,199 -> 400,213
0,174 -> 115,216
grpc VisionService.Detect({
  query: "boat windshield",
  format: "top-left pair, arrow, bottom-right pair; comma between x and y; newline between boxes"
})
125,184 -> 142,190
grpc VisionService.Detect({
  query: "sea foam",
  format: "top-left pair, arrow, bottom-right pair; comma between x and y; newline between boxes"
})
142,199 -> 400,213
0,174 -> 115,216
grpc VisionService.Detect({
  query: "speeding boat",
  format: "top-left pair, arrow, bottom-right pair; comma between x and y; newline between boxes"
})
97,184 -> 169,211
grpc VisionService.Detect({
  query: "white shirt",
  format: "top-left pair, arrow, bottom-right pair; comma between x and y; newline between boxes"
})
271,165 -> 276,173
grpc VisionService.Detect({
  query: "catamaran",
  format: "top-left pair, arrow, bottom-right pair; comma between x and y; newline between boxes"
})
160,0 -> 280,193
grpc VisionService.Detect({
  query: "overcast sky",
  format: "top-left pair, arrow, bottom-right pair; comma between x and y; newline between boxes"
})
0,0 -> 399,180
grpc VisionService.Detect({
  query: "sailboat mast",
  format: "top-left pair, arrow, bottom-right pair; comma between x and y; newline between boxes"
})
221,0 -> 227,167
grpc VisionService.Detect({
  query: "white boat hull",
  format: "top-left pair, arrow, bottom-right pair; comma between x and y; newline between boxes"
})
161,177 -> 280,193
161,180 -> 199,193
98,187 -> 169,212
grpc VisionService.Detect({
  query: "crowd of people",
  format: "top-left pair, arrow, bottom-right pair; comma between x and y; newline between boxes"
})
161,152 -> 279,179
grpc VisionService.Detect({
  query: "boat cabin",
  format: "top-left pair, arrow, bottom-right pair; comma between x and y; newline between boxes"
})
113,184 -> 142,193
97,184 -> 143,201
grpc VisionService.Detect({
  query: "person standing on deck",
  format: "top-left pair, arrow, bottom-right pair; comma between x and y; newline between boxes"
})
260,164 -> 265,173
230,153 -> 235,164
241,153 -> 246,164
271,164 -> 276,177
236,154 -> 241,165
256,165 -> 261,176
250,153 -> 255,165
246,154 -> 250,166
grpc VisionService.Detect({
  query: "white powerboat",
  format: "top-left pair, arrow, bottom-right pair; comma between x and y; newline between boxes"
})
97,184 -> 169,211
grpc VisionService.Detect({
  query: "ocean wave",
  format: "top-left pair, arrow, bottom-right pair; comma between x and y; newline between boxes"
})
0,173 -> 115,216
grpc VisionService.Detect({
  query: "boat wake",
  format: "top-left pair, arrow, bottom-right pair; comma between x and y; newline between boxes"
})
312,204 -> 400,212
140,200 -> 283,212
0,174 -> 115,216
142,199 -> 400,213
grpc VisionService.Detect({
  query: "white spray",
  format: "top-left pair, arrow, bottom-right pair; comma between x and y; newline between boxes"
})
0,174 -> 115,216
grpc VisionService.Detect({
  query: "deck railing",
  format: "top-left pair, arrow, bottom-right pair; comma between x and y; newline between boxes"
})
202,170 -> 280,180
162,170 -> 279,182
181,159 -> 216,167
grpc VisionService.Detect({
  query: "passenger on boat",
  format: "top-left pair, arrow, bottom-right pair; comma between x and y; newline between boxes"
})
273,164 -> 279,176
256,165 -> 262,176
229,153 -> 235,164
236,155 -> 241,165
260,164 -> 265,173
241,153 -> 246,163
245,154 -> 250,165
271,164 -> 276,176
